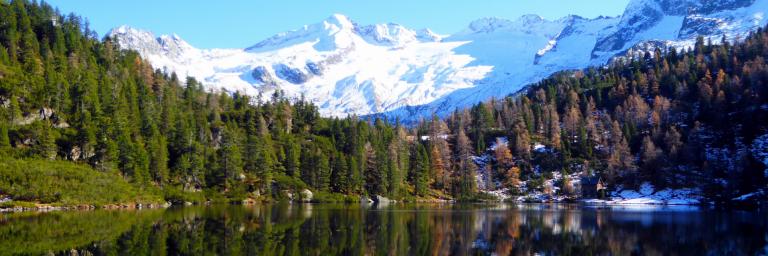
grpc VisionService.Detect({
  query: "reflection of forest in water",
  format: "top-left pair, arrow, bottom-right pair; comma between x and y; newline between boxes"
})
1,204 -> 766,255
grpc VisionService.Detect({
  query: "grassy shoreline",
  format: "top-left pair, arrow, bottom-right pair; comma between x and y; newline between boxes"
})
0,157 -> 166,209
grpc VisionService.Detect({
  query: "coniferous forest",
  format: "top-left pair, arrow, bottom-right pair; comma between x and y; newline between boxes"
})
1,0 -> 767,207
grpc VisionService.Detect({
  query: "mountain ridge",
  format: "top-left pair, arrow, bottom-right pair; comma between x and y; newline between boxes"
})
108,0 -> 768,121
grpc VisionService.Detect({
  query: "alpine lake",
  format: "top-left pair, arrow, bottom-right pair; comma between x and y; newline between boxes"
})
1,203 -> 767,255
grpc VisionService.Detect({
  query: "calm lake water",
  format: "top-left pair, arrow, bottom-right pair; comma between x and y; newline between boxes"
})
1,204 -> 766,255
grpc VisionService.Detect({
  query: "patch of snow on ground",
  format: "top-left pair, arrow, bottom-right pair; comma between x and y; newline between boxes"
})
751,133 -> 768,177
732,189 -> 766,201
533,143 -> 548,153
474,137 -> 509,194
584,182 -> 702,205
483,188 -> 511,201
489,137 -> 509,150
507,170 -> 583,203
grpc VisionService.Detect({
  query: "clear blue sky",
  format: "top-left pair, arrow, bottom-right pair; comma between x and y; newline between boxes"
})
44,0 -> 630,49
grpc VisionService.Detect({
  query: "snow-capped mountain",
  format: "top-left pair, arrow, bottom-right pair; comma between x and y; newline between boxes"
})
108,0 -> 768,122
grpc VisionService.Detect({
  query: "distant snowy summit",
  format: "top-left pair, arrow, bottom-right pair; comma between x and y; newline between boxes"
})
108,0 -> 768,122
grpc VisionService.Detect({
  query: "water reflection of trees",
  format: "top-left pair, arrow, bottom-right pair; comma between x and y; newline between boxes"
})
0,204 -> 765,255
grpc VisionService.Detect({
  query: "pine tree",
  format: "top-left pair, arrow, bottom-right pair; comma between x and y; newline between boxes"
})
548,105 -> 562,149
387,135 -> 405,197
607,121 -> 635,183
93,119 -> 118,171
148,133 -> 169,184
331,152 -> 349,193
640,135 -> 663,184
284,137 -> 301,178
411,143 -> 430,197
512,118 -> 531,160
494,137 -> 514,181
218,127 -> 244,193
316,149 -> 331,191
455,127 -> 477,198
253,115 -> 276,195
348,157 -> 361,194
429,144 -> 447,190
664,125 -> 683,159
34,121 -> 57,160
503,166 -> 521,193
363,142 -> 383,196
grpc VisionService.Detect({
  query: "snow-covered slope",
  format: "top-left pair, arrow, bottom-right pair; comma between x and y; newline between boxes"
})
108,0 -> 768,121
110,15 -> 488,117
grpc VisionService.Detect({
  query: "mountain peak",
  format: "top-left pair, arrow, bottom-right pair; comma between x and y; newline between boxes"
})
465,17 -> 514,33
108,25 -> 192,48
415,28 -> 443,42
108,25 -> 153,39
108,25 -> 197,63
517,14 -> 545,24
355,22 -> 442,46
324,13 -> 355,30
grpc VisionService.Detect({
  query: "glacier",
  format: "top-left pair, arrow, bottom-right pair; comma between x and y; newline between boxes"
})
108,0 -> 768,122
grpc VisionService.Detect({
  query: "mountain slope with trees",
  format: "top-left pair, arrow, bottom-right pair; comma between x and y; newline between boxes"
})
414,33 -> 768,203
0,0 -> 766,207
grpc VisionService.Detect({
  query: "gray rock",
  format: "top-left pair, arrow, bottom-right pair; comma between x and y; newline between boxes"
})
373,195 -> 392,204
300,189 -> 313,203
360,196 -> 373,204
251,66 -> 277,86
69,146 -> 82,161
283,190 -> 294,201
273,64 -> 309,84
306,62 -> 323,76
39,107 -> 54,120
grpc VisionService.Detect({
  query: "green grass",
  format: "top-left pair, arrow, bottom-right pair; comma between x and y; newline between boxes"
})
0,157 -> 164,207
0,200 -> 36,208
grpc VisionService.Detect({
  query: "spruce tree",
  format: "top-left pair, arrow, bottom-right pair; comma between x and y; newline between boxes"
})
331,152 -> 349,193
218,127 -> 243,193
411,143 -> 430,197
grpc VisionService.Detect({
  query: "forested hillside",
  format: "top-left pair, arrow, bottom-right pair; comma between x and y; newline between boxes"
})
414,32 -> 768,202
0,0 -> 422,204
1,0 -> 767,206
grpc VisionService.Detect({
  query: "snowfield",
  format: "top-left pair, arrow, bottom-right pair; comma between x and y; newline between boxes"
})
109,0 -> 768,122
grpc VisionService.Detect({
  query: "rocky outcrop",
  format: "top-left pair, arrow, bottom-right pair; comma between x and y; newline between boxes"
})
373,195 -> 393,205
273,64 -> 309,84
251,66 -> 278,87
305,61 -> 323,76
14,107 -> 67,126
